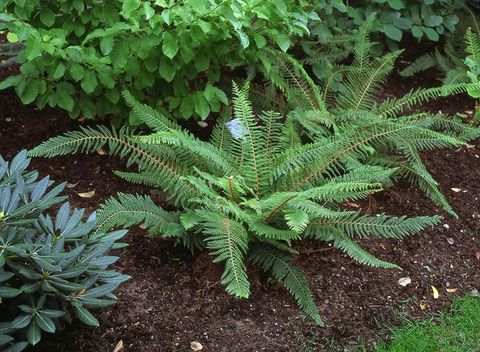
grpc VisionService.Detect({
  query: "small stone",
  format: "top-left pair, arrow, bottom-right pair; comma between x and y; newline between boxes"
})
446,237 -> 454,245
191,341 -> 203,351
451,188 -> 462,193
5,118 -> 12,122
197,121 -> 208,128
443,224 -> 450,229
398,277 -> 412,287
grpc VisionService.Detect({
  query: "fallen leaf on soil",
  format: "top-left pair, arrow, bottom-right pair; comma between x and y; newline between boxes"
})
344,202 -> 360,208
446,288 -> 458,293
451,188 -> 462,193
419,301 -> 429,310
398,277 -> 411,287
112,340 -> 123,352
66,181 -> 80,189
139,223 -> 147,229
190,341 -> 203,351
5,118 -> 11,122
77,190 -> 95,198
446,237 -> 454,245
431,285 -> 439,299
476,252 -> 480,262
97,147 -> 107,155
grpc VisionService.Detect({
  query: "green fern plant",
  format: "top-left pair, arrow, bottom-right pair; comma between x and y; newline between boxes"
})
400,8 -> 480,99
30,83 -> 444,325
268,14 -> 480,218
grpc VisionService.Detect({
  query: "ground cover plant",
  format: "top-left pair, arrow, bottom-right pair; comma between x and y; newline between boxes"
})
374,296 -> 480,352
0,151 -> 129,352
0,0 -> 468,122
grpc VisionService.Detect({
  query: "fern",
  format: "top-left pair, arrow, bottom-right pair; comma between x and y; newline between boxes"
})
267,16 -> 480,217
31,83 -> 443,325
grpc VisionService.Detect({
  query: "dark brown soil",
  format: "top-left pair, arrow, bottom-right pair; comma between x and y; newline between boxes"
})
0,62 -> 479,352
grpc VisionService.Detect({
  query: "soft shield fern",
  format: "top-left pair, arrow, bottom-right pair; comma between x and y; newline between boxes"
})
268,14 -> 480,218
31,83 -> 442,325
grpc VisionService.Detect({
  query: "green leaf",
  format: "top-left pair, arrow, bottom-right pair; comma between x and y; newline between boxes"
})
384,24 -> 402,41
158,59 -> 176,82
180,94 -> 195,119
411,25 -> 423,38
122,0 -> 140,13
26,321 -> 41,345
387,0 -> 405,10
275,34 -> 291,52
100,36 -> 114,55
6,32 -> 18,43
0,334 -> 13,346
253,33 -> 266,49
39,8 -> 55,27
74,305 -> 99,327
52,62 -> 66,79
70,63 -> 85,81
35,313 -> 56,333
81,71 -> 98,94
194,92 -> 210,120
187,0 -> 205,13
423,27 -> 439,41
20,80 -> 38,104
162,32 -> 178,59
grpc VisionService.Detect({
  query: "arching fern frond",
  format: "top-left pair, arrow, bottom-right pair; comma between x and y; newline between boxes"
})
198,211 -> 250,299
250,246 -> 323,326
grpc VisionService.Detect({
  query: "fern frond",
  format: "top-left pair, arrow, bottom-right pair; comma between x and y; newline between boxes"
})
306,212 -> 441,240
337,50 -> 402,111
321,231 -> 400,269
29,126 -> 191,206
96,193 -> 183,236
210,106 -> 234,153
353,13 -> 376,69
198,211 -> 250,298
250,246 -> 323,326
269,53 -> 326,112
377,83 -> 480,117
399,53 -> 437,77
465,27 -> 480,62
137,129 -> 238,175
123,90 -> 179,132
231,82 -> 269,196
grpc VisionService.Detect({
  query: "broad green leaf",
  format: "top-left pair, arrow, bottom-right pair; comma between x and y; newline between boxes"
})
39,8 -> 55,27
275,34 -> 290,52
122,0 -> 140,13
384,24 -> 402,41
194,93 -> 209,120
158,60 -> 176,82
162,32 -> 178,59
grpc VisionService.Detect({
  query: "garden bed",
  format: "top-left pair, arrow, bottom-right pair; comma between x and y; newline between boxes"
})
1,64 -> 479,351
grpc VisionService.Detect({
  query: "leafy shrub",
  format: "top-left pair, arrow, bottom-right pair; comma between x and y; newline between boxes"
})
31,83 -> 450,325
269,15 -> 480,217
0,0 -> 318,122
0,151 -> 129,352
0,0 -> 467,122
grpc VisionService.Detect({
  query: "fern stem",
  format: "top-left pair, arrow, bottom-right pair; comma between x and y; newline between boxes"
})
265,195 -> 296,222
228,176 -> 239,204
